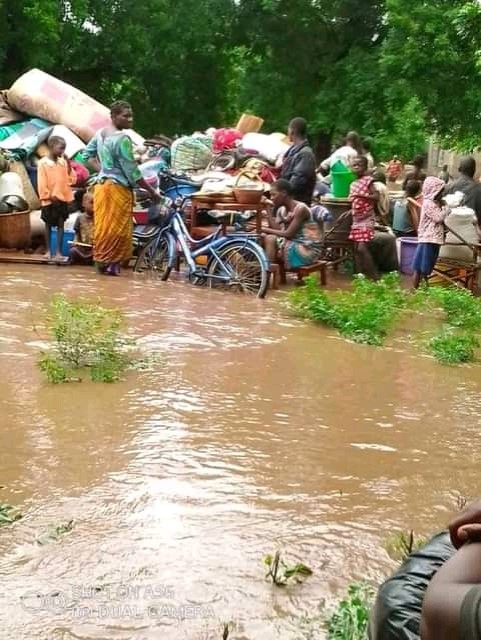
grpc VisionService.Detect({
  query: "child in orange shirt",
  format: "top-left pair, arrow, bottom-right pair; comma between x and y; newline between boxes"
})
38,135 -> 76,260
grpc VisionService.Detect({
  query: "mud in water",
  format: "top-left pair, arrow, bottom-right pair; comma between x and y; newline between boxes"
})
1,265 -> 481,640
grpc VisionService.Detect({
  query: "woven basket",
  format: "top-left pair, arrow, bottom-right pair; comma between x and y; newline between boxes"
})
0,209 -> 31,249
233,171 -> 264,205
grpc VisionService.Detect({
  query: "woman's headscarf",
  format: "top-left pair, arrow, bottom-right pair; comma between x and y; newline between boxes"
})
422,176 -> 445,201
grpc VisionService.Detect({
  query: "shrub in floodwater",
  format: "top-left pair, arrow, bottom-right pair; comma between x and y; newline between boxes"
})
326,582 -> 374,640
427,286 -> 481,331
38,294 -> 134,383
428,331 -> 479,365
385,530 -> 427,562
289,272 -> 408,346
36,520 -> 74,546
264,551 -> 313,586
0,503 -> 22,526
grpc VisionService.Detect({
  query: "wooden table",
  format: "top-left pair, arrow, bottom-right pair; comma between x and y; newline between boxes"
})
190,197 -> 265,237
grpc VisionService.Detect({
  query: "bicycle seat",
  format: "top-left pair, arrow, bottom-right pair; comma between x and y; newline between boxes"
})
132,224 -> 160,240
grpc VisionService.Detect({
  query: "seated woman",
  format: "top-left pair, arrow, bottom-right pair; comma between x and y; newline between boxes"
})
263,179 -> 323,270
69,189 -> 94,265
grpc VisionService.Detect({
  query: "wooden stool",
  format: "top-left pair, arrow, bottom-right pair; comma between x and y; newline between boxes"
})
279,260 -> 328,287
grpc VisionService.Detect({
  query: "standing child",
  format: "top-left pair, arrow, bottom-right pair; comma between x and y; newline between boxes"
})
69,189 -> 94,265
392,179 -> 421,238
38,135 -> 76,261
411,176 -> 447,288
349,155 -> 379,279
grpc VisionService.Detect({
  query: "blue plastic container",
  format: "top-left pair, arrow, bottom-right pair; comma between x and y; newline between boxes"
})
399,237 -> 418,275
50,229 -> 75,257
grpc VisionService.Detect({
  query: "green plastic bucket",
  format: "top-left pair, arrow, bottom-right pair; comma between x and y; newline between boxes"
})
331,160 -> 356,198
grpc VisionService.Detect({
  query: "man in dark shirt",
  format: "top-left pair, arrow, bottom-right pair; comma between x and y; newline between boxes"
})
446,156 -> 481,224
280,117 -> 317,205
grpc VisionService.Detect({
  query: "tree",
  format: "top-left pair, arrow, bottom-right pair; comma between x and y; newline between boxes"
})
381,0 -> 481,150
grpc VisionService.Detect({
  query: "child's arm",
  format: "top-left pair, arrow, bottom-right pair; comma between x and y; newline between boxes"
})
428,205 -> 448,224
37,162 -> 51,205
407,198 -> 421,230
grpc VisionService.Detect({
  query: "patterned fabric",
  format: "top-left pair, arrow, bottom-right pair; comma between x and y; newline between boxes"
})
93,181 -> 133,265
349,175 -> 375,243
84,130 -> 142,189
280,205 -> 323,269
417,176 -> 447,244
387,159 -> 402,180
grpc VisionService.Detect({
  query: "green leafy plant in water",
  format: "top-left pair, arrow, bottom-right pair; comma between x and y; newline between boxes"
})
0,503 -> 23,526
36,520 -> 74,546
264,551 -> 313,587
385,530 -> 427,562
289,272 -> 408,346
38,294 -> 135,383
326,582 -> 374,640
429,331 -> 479,365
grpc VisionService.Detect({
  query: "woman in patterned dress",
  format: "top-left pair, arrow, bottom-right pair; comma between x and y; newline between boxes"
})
349,155 -> 379,279
84,101 -> 160,275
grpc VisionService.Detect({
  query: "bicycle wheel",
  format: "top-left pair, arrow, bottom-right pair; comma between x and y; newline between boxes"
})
134,235 -> 173,281
207,241 -> 269,298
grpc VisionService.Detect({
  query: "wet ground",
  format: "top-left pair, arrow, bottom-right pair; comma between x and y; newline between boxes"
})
0,265 -> 480,639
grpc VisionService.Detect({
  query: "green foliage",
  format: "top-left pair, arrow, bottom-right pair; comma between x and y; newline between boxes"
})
289,273 -> 408,346
38,354 -> 71,384
290,279 -> 481,365
36,520 -> 74,546
327,582 -> 374,640
0,503 -> 23,526
38,294 -> 134,383
264,551 -> 313,587
385,530 -> 427,562
429,331 -> 479,365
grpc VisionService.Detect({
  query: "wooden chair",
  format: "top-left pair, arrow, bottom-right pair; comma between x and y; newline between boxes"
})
276,260 -> 328,288
430,223 -> 481,292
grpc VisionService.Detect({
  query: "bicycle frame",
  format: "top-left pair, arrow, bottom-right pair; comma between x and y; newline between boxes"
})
171,211 -> 265,282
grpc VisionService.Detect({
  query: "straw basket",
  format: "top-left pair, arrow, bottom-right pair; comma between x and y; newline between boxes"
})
0,210 -> 31,249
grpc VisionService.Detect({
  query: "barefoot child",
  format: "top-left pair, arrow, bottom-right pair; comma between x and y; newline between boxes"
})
69,190 -> 94,265
412,176 -> 447,289
349,155 -> 379,279
38,135 -> 76,260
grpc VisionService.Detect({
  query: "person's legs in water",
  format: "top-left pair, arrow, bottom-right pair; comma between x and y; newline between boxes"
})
355,242 -> 378,280
43,223 -> 52,259
264,235 -> 278,267
412,270 -> 422,289
105,262 -> 121,276
55,220 -> 65,261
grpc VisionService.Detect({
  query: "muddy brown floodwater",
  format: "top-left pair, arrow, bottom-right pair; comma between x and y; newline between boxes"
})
1,265 -> 481,640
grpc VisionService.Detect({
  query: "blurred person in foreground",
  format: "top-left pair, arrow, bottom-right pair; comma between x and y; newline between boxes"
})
422,498 -> 481,639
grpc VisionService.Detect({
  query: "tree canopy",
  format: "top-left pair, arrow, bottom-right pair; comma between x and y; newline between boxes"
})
0,0 -> 480,159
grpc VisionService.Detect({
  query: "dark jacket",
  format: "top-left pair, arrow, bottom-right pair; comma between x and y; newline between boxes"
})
446,175 -> 481,224
281,141 -> 317,205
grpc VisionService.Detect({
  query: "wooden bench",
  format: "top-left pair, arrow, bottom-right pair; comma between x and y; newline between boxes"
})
271,260 -> 328,289
429,223 -> 481,292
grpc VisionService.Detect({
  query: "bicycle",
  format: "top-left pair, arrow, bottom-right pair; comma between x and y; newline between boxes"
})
134,199 -> 270,298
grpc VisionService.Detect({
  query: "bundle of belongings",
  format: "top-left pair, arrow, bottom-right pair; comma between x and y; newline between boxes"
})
0,68 -> 147,250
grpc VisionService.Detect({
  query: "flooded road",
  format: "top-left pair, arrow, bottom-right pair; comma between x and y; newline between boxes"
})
1,265 -> 481,640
